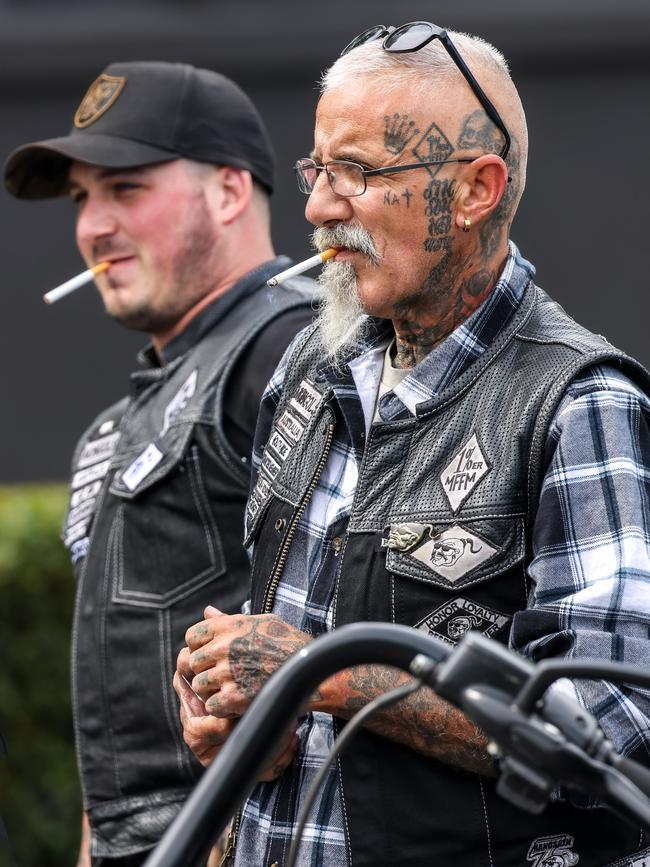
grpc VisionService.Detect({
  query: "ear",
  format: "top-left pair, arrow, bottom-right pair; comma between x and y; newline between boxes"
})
453,155 -> 509,230
214,166 -> 254,226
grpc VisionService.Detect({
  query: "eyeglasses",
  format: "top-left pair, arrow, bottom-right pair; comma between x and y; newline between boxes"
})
340,21 -> 511,161
294,156 -> 476,198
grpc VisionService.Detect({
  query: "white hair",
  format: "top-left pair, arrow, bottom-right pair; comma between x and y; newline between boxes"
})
321,29 -> 511,97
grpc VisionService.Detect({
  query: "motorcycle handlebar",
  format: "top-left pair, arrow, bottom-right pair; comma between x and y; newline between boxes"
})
143,623 -> 650,867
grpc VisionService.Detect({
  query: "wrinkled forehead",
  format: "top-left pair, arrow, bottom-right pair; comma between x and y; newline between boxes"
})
313,79 -> 459,161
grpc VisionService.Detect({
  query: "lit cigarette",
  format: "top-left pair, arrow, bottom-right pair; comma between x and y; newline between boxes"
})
267,248 -> 337,287
43,261 -> 110,305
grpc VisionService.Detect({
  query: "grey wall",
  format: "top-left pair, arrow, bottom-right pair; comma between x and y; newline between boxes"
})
1,0 -> 648,481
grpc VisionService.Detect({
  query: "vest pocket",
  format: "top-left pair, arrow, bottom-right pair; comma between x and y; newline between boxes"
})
384,516 -> 525,592
108,445 -> 226,608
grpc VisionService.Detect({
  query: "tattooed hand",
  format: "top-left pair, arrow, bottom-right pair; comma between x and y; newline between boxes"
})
175,607 -> 310,774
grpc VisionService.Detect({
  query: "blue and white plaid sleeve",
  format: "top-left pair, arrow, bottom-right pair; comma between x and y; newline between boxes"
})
511,364 -> 650,764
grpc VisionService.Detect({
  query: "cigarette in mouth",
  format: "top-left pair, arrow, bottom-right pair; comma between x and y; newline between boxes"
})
267,248 -> 337,287
43,261 -> 110,305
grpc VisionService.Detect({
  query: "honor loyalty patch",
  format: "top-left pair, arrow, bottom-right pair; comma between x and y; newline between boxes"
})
415,597 -> 510,645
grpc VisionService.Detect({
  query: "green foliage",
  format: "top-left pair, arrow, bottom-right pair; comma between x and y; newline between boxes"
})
0,485 -> 80,867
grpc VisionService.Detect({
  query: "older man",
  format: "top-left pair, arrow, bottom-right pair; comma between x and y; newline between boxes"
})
4,61 -> 317,866
176,25 -> 650,867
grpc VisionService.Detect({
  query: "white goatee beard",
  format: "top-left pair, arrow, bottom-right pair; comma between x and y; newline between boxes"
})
317,259 -> 368,365
312,224 -> 380,366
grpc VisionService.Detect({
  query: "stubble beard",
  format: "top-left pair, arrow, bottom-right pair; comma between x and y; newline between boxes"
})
102,190 -> 219,335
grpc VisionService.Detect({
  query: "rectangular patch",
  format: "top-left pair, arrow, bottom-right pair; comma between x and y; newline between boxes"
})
122,443 -> 164,492
416,597 -> 510,645
70,480 -> 102,509
66,499 -> 96,527
277,409 -> 305,444
71,459 -> 111,490
247,493 -> 262,522
255,473 -> 271,500
289,379 -> 323,422
268,428 -> 292,462
261,450 -> 281,481
77,432 -> 120,469
64,519 -> 90,547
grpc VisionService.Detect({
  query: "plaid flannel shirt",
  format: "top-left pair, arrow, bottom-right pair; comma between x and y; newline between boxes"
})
235,242 -> 650,866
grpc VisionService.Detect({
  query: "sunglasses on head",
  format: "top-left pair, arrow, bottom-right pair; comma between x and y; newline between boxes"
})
340,21 -> 511,162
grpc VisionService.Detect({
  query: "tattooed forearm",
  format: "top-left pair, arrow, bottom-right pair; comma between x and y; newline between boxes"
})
327,664 -> 493,775
228,616 -> 311,700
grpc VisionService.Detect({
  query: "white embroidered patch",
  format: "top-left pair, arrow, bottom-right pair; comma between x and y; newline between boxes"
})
277,409 -> 305,444
415,597 -> 510,645
64,519 -> 90,547
261,450 -> 281,481
526,833 -> 579,867
409,524 -> 497,582
161,369 -> 197,436
72,459 -> 111,490
122,443 -> 164,492
70,480 -> 102,509
290,379 -> 323,422
67,499 -> 97,527
78,432 -> 121,469
440,431 -> 490,512
268,428 -> 292,462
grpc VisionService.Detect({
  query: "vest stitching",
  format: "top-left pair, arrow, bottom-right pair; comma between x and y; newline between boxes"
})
158,608 -> 194,781
335,747 -> 353,867
351,510 -> 527,533
331,535 -> 354,864
71,453 -> 116,808
188,447 -> 217,563
106,515 -> 124,794
385,526 -> 525,592
477,777 -> 495,867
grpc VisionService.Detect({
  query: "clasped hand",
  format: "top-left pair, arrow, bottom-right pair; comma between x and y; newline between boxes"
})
173,606 -> 312,779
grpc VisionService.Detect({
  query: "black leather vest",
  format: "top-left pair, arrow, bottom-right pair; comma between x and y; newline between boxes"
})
246,283 -> 650,866
63,276 -> 315,857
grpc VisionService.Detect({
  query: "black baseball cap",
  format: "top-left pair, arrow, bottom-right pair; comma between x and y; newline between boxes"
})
4,60 -> 276,199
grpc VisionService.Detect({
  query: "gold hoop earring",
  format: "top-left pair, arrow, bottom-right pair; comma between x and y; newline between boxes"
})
462,218 -> 471,233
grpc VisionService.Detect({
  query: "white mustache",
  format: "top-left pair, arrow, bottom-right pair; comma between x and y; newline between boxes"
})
312,224 -> 381,266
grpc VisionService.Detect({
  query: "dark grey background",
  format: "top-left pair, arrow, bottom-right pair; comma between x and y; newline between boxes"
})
1,0 -> 648,481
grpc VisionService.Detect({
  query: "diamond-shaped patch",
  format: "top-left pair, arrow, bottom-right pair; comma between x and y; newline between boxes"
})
409,524 -> 497,583
440,432 -> 490,512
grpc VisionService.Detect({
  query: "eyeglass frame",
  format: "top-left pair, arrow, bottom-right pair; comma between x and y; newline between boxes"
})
340,21 -> 511,162
294,156 -> 477,198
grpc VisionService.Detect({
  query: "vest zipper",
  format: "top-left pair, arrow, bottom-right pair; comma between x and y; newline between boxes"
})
217,811 -> 240,867
263,421 -> 336,613
223,419 -> 334,864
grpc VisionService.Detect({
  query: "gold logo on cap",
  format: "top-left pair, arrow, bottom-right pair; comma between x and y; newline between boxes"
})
74,74 -> 126,129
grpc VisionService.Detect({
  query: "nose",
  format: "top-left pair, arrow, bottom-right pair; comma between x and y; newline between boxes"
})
75,195 -> 119,255
304,170 -> 354,228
